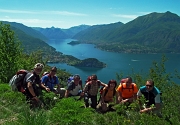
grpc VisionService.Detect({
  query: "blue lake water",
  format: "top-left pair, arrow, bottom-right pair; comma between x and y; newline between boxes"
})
47,39 -> 180,84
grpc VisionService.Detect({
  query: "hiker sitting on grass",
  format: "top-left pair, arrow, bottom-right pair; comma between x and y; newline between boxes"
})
83,74 -> 108,109
41,67 -> 65,99
116,77 -> 138,105
97,80 -> 119,112
23,63 -> 44,108
65,74 -> 84,99
137,79 -> 162,115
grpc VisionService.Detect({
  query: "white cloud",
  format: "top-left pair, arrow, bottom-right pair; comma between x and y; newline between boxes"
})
0,9 -> 87,16
0,9 -> 36,14
0,18 -> 63,25
50,11 -> 87,16
109,7 -> 123,10
112,14 -> 138,19
138,12 -> 151,15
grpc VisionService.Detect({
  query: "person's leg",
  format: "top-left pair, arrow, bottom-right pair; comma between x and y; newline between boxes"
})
24,88 -> 40,109
84,93 -> 89,108
77,90 -> 84,100
68,93 -> 73,97
91,95 -> 97,109
54,88 -> 66,98
58,88 -> 66,98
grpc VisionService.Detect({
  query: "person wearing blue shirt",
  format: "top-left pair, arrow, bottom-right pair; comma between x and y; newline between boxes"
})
137,79 -> 162,114
41,67 -> 65,98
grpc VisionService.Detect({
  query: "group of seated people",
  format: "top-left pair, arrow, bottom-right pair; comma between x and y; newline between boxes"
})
22,63 -> 162,115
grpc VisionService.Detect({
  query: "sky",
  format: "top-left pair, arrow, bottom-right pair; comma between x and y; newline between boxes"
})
0,0 -> 180,29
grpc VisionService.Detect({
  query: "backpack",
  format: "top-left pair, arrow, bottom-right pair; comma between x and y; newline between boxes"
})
9,70 -> 29,92
85,76 -> 92,83
120,78 -> 126,84
121,83 -> 135,92
42,72 -> 49,77
67,76 -> 74,85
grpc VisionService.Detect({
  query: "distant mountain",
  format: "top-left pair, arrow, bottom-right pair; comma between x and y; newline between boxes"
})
1,21 -> 48,42
62,25 -> 90,38
33,27 -> 69,39
73,11 -> 180,53
33,25 -> 90,39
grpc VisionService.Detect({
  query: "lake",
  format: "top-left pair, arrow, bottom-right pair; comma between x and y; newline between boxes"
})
47,39 -> 180,84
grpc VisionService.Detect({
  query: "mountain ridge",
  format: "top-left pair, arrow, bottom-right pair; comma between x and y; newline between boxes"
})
1,11 -> 180,54
73,11 -> 180,53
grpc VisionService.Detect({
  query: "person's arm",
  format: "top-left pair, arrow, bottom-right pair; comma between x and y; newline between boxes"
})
132,83 -> 138,100
99,81 -> 108,87
118,92 -> 129,103
79,80 -> 83,90
128,93 -> 137,102
140,93 -> 161,113
115,91 -> 119,104
65,90 -> 70,98
140,103 -> 161,113
54,84 -> 61,94
40,83 -> 50,92
55,77 -> 60,89
83,82 -> 89,93
137,89 -> 143,108
116,85 -> 126,103
65,82 -> 74,98
100,89 -> 106,104
117,91 -> 123,102
27,82 -> 39,101
41,76 -> 50,92
57,84 -> 60,90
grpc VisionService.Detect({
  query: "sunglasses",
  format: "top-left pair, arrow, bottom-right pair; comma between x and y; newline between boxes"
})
146,85 -> 153,87
51,70 -> 57,72
92,79 -> 97,81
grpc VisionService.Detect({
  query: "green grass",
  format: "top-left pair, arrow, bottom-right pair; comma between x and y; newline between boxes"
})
0,82 -> 179,125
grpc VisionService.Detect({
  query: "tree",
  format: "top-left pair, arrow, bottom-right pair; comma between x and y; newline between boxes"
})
0,22 -> 22,83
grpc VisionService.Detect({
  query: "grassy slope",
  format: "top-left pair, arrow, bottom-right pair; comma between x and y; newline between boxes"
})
1,56 -> 180,125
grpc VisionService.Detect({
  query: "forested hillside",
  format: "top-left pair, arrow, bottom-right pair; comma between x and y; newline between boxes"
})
1,21 -> 48,42
73,22 -> 124,43
73,11 -> 180,53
